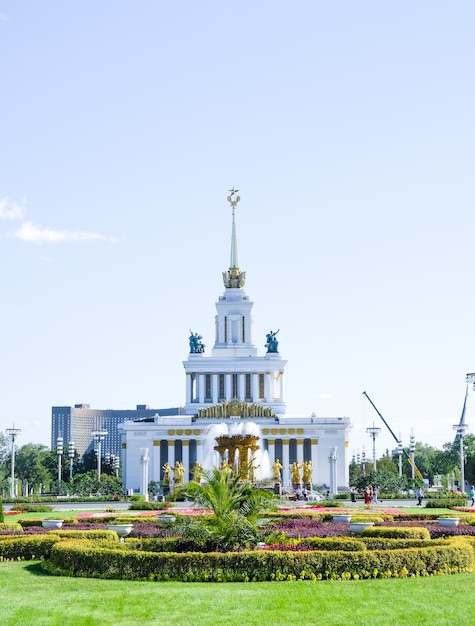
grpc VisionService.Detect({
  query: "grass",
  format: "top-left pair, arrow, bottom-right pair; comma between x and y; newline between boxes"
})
0,561 -> 473,625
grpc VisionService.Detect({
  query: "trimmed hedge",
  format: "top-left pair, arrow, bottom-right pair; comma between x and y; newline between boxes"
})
0,523 -> 23,534
362,537 -> 450,550
0,535 -> 61,560
43,537 -> 475,582
426,498 -> 467,508
362,526 -> 431,540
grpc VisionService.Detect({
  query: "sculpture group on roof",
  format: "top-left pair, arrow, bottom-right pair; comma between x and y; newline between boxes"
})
189,330 -> 205,354
265,329 -> 279,353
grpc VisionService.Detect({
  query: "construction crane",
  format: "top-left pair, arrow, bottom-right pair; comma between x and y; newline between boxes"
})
362,391 -> 423,480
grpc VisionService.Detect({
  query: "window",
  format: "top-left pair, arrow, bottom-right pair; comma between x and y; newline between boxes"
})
259,374 -> 265,399
219,374 -> 225,400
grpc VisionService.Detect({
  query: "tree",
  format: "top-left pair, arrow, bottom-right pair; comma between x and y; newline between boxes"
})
13,444 -> 53,493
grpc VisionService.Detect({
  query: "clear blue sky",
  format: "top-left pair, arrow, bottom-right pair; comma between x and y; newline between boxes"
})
1,1 -> 474,461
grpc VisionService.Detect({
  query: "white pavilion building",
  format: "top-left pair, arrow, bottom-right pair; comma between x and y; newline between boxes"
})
119,191 -> 352,494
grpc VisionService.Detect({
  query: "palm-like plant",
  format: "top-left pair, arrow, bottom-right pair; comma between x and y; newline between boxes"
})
175,464 -> 275,549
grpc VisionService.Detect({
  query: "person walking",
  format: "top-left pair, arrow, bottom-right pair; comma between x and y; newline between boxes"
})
470,485 -> 475,507
416,486 -> 423,506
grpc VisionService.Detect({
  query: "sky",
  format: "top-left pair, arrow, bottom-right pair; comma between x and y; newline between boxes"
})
1,1 -> 474,462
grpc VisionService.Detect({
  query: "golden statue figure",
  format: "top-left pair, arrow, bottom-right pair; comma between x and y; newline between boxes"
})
303,460 -> 312,485
291,461 -> 302,486
174,461 -> 185,485
192,462 -> 203,483
272,459 -> 284,483
162,462 -> 172,486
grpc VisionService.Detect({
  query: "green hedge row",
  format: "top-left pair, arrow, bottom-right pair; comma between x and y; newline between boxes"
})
426,498 -> 467,508
0,535 -> 61,560
362,526 -> 431,540
43,537 -> 475,582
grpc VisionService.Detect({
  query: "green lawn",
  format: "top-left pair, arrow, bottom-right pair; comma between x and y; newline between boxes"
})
0,561 -> 473,626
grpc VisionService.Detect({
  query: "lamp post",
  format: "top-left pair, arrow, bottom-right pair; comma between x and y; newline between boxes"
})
56,436 -> 64,485
92,430 -> 108,480
397,439 -> 403,477
68,441 -> 75,479
6,424 -> 21,498
453,422 -> 468,494
409,430 -> 416,481
366,424 -> 381,471
113,454 -> 120,479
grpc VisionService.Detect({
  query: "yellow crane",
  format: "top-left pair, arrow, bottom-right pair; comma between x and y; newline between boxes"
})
362,391 -> 423,481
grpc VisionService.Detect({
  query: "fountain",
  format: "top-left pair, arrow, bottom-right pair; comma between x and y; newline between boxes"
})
202,421 -> 272,480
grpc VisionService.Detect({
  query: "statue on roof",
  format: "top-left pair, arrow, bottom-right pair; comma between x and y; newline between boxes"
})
265,329 -> 279,353
189,330 -> 205,354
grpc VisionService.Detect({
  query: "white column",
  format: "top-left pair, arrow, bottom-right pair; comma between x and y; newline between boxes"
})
265,372 -> 272,402
282,439 -> 290,487
279,372 -> 285,402
196,440 -> 203,465
186,374 -> 192,404
182,440 -> 190,482
252,373 -> 259,402
152,440 -> 161,482
140,448 -> 149,501
212,374 -> 218,403
296,439 -> 304,464
168,440 -> 175,470
329,447 -> 338,498
311,439 -> 318,484
239,373 -> 245,401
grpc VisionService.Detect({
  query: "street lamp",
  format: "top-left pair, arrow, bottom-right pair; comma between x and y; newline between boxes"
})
409,430 -> 416,481
366,424 -> 381,471
68,441 -> 75,479
6,424 -> 21,498
113,454 -> 120,479
453,422 -> 469,494
92,430 -> 108,480
57,436 -> 64,485
397,439 -> 403,477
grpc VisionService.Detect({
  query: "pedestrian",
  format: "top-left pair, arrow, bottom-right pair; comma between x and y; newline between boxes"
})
364,485 -> 372,506
372,485 -> 379,503
416,486 -> 423,506
470,485 -> 475,507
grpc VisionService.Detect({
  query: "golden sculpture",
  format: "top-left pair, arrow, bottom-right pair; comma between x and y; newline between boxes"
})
192,462 -> 203,483
272,459 -> 284,483
303,460 -> 312,485
162,462 -> 172,486
291,461 -> 302,486
174,461 -> 185,485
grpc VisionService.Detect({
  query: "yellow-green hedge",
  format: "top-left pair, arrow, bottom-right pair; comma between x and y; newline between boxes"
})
43,537 -> 475,582
362,526 -> 431,540
0,535 -> 61,560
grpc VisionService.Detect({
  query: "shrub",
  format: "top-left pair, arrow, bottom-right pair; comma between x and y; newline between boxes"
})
11,503 -> 54,513
426,498 -> 466,508
0,535 -> 61,560
43,537 -> 475,582
362,526 -> 431,540
0,523 -> 23,534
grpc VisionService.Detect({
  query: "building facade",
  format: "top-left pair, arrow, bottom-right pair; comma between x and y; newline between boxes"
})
51,404 -> 184,459
119,191 -> 352,493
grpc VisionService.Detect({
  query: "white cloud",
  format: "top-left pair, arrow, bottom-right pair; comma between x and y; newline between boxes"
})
8,221 -> 116,244
0,197 -> 27,220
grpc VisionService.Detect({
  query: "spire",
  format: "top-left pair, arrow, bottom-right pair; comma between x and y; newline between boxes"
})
229,188 -> 239,269
223,189 -> 246,288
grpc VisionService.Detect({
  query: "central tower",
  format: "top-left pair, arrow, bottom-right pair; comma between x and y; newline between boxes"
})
182,190 -> 287,415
